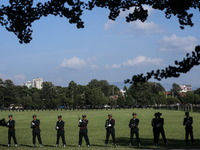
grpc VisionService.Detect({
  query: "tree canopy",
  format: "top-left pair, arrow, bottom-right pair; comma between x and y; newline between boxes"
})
1,0 -> 200,84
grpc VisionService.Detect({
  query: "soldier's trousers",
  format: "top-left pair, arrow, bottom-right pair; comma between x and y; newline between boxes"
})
32,130 -> 42,144
57,132 -> 66,145
185,128 -> 194,143
130,130 -> 140,144
79,131 -> 90,145
105,129 -> 116,144
8,131 -> 17,144
155,128 -> 167,143
153,128 -> 156,143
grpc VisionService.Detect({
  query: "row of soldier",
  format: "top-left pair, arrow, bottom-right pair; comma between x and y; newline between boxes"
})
4,111 -> 194,148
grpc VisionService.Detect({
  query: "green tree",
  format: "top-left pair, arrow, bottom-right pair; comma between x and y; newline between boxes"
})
117,92 -> 126,106
41,81 -> 56,108
166,96 -> 180,105
85,88 -> 103,106
126,95 -> 134,106
108,96 -> 117,107
181,92 -> 200,104
171,83 -> 181,98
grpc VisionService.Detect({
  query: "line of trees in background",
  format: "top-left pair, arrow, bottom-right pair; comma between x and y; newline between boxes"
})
0,78 -> 200,109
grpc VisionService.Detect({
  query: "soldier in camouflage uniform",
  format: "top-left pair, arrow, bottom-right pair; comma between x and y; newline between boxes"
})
31,114 -> 42,148
129,113 -> 140,147
78,114 -> 90,148
183,112 -> 195,146
55,115 -> 66,148
7,114 -> 17,148
105,114 -> 117,147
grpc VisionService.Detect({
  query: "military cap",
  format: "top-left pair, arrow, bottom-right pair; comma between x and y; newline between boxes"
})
108,113 -> 112,117
132,112 -> 137,116
157,112 -> 162,116
32,114 -> 37,118
82,114 -> 86,118
185,112 -> 189,116
154,113 -> 157,116
8,114 -> 13,118
58,115 -> 62,118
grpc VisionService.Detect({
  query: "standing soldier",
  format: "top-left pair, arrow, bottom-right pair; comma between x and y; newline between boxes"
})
151,113 -> 158,145
7,114 -> 17,148
31,114 -> 42,148
105,114 -> 117,147
154,112 -> 168,146
129,113 -> 140,147
55,115 -> 66,148
78,114 -> 90,148
183,112 -> 195,146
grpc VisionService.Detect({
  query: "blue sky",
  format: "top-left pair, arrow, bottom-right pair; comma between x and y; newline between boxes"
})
0,2 -> 200,89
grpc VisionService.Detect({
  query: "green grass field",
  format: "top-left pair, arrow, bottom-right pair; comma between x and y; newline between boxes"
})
0,108 -> 200,150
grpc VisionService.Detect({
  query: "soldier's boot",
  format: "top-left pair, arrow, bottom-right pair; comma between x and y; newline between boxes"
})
8,144 -> 10,147
33,144 -> 35,148
129,143 -> 131,147
105,144 -> 107,147
138,143 -> 141,147
114,143 -> 117,147
79,145 -> 81,148
165,143 -> 168,146
88,145 -> 90,148
64,144 -> 66,148
193,143 -> 195,146
40,144 -> 42,148
15,144 -> 17,148
56,144 -> 58,148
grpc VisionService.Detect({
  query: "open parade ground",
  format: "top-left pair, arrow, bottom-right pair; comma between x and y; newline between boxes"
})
0,108 -> 200,150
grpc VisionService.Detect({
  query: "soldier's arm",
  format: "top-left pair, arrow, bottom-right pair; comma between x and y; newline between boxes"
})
136,119 -> 139,127
129,120 -> 132,128
190,117 -> 193,125
183,118 -> 186,125
60,121 -> 64,129
105,120 -> 108,127
81,120 -> 88,126
111,119 -> 115,127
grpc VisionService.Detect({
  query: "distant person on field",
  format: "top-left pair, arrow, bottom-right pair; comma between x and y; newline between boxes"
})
129,113 -> 140,147
55,115 -> 66,148
7,114 -> 17,148
183,112 -> 195,146
78,114 -> 90,148
105,114 -> 117,147
154,112 -> 168,146
31,114 -> 42,148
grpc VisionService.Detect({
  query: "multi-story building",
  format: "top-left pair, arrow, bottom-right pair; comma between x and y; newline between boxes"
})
25,81 -> 32,88
32,78 -> 43,89
180,84 -> 192,92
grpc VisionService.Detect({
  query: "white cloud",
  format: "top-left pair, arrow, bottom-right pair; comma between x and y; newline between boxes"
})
111,64 -> 121,69
58,56 -> 97,71
105,56 -> 163,70
123,56 -> 164,66
14,73 -> 26,80
129,20 -> 165,34
104,20 -> 118,31
158,34 -> 198,53
0,73 -> 10,80
119,5 -> 154,18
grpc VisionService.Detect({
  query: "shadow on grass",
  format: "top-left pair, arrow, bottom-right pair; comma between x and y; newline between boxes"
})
115,137 -> 200,149
0,144 -> 7,147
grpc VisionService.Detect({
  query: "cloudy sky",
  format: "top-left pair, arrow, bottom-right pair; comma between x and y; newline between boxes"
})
0,2 -> 200,89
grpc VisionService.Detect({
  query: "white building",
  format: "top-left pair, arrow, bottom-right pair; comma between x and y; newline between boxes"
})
180,84 -> 192,92
25,81 -> 32,88
33,78 -> 43,89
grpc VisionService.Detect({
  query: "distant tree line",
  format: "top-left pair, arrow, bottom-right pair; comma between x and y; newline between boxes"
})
0,78 -> 200,109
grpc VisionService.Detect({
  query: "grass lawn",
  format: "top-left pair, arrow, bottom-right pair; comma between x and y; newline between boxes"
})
0,108 -> 200,150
